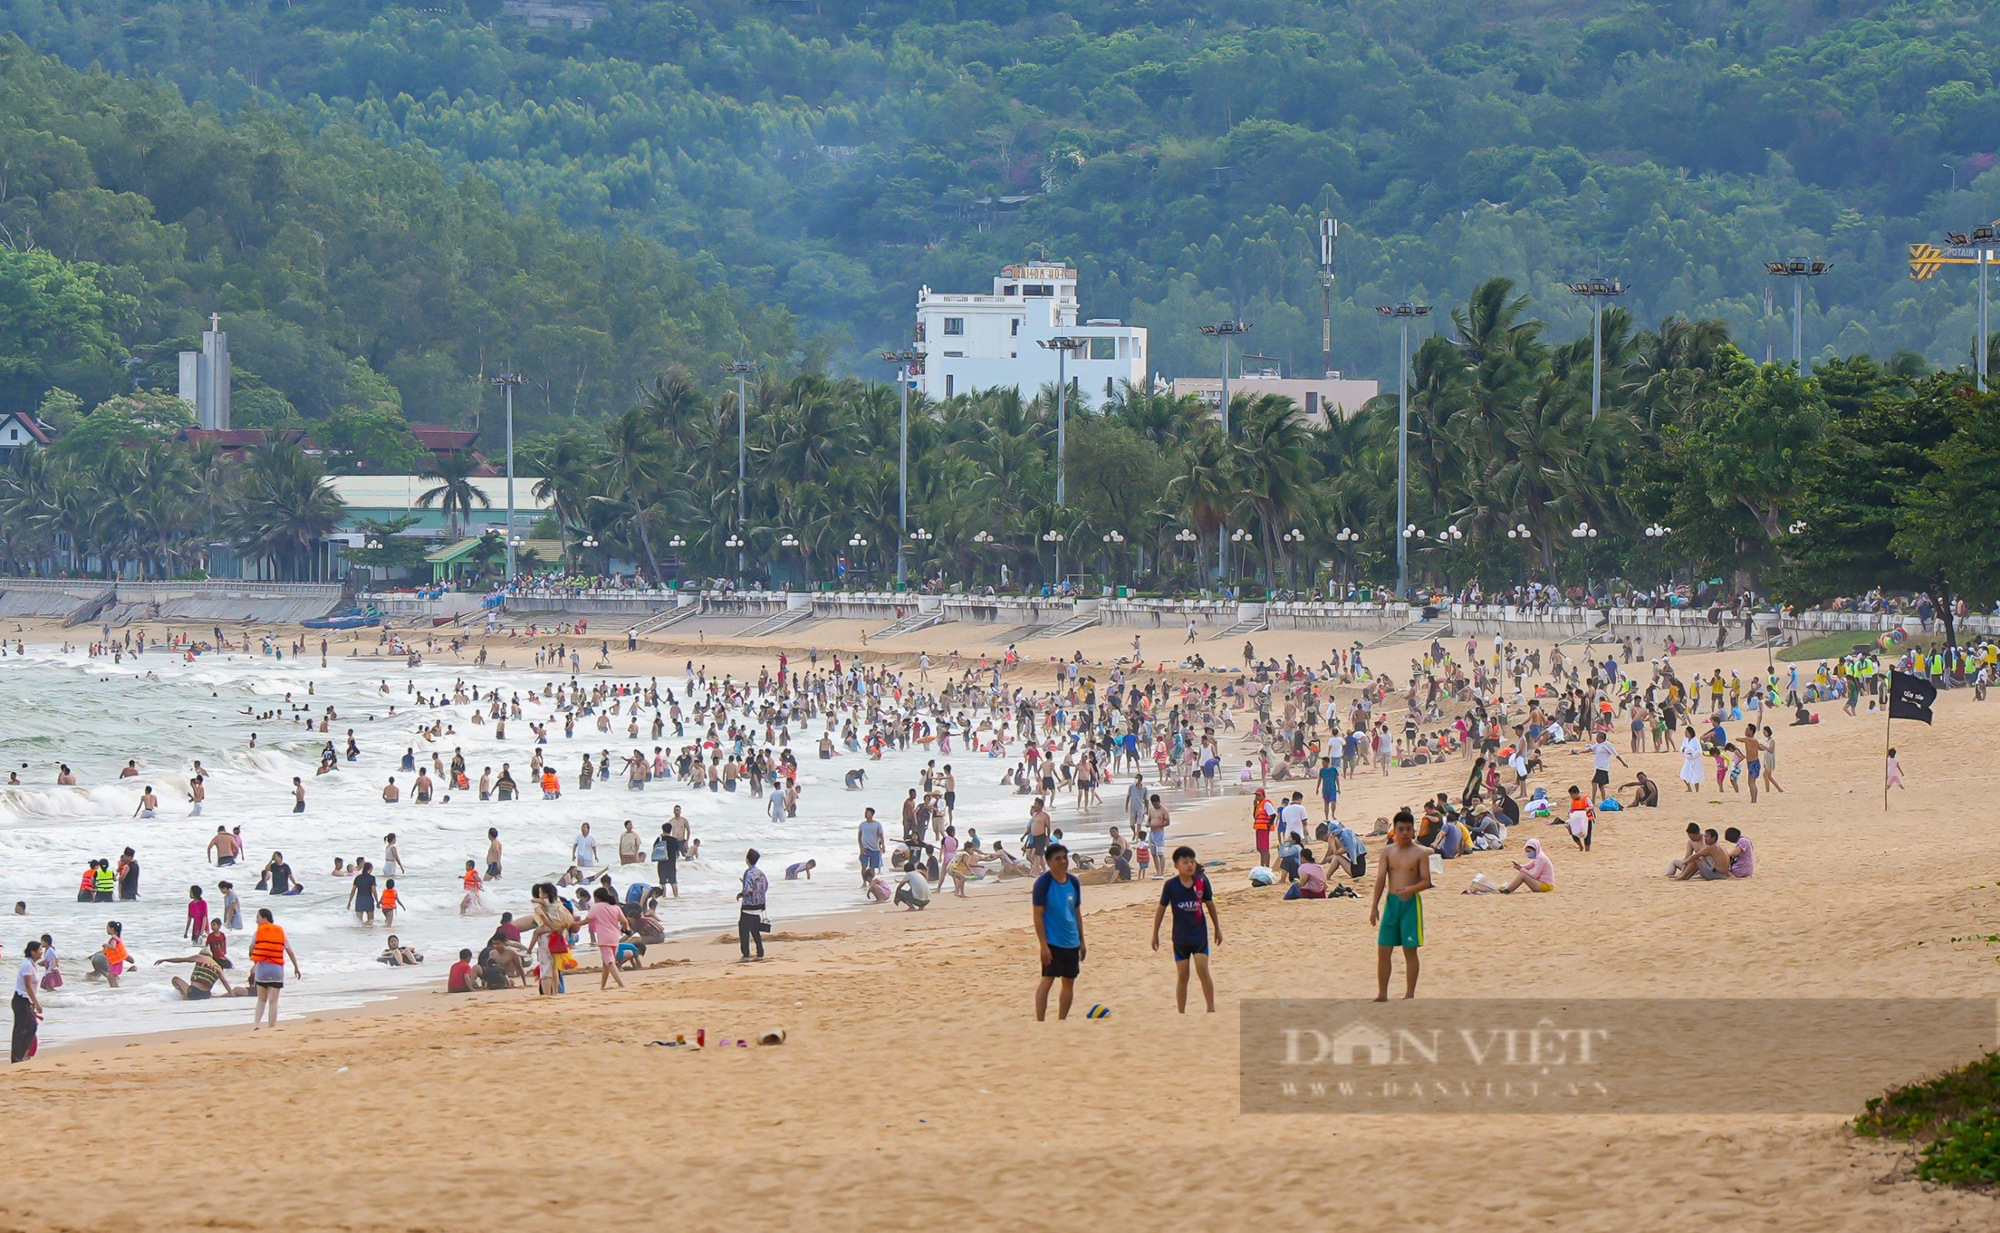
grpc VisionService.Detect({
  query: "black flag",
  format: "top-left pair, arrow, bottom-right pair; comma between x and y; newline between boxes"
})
1888,670 -> 1937,725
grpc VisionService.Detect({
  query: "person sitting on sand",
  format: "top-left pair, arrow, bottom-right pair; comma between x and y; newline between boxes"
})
1667,824 -> 1705,878
154,949 -> 249,999
448,948 -> 480,993
1619,771 -> 1660,808
1669,827 -> 1734,881
1317,820 -> 1367,879
1285,851 -> 1328,900
990,841 -> 1030,878
478,936 -> 524,988
1473,837 -> 1553,894
894,857 -> 932,911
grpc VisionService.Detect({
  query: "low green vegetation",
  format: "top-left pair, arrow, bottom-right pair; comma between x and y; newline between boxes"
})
1856,1052 -> 2000,1186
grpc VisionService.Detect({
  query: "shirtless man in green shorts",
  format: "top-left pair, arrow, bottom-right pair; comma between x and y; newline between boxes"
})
1369,808 -> 1433,1001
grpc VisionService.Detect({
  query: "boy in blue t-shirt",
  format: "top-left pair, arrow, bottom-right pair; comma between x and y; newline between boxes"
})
1318,756 -> 1341,821
1150,846 -> 1222,1013
1031,844 -> 1084,1020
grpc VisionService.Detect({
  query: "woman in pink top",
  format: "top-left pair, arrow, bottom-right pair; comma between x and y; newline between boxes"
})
185,885 -> 210,941
585,887 -> 628,991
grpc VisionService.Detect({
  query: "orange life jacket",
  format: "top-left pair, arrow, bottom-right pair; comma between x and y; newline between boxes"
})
250,921 -> 286,965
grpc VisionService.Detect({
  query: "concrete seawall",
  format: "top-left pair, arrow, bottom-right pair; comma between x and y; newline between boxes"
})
0,580 -> 343,626
358,587 -> 1996,649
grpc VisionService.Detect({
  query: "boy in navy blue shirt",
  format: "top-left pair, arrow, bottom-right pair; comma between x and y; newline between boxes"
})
1031,843 -> 1084,1020
1150,845 -> 1222,1013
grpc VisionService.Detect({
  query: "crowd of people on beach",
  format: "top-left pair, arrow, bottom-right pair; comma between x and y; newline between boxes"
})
11,607 -> 1982,1059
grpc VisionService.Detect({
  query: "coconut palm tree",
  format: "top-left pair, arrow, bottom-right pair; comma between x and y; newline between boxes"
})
417,450 -> 491,541
225,442 -> 346,580
597,399 -> 672,582
528,428 -> 600,564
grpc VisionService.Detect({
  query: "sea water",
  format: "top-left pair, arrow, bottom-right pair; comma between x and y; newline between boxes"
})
0,644 -> 1123,1047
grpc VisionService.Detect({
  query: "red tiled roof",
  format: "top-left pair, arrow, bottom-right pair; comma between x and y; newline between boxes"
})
177,428 -> 316,451
0,412 -> 52,444
408,425 -> 479,451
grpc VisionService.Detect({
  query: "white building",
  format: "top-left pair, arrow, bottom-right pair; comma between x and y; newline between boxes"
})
1171,369 -> 1380,428
177,312 -> 232,431
913,263 -> 1146,405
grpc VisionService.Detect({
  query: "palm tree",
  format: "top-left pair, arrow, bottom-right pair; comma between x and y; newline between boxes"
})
417,450 -> 491,541
598,400 -> 672,582
1229,394 -> 1316,588
529,428 -> 600,564
225,442 -> 346,580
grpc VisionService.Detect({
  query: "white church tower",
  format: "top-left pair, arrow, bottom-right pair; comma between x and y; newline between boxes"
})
177,312 -> 232,430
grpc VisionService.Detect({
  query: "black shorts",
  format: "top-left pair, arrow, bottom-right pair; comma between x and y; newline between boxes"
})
1591,769 -> 1610,786
1025,834 -> 1047,853
185,987 -> 212,1001
1041,944 -> 1080,980
1173,938 -> 1210,962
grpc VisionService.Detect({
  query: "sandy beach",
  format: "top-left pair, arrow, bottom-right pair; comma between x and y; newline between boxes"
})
2,614 -> 1995,1231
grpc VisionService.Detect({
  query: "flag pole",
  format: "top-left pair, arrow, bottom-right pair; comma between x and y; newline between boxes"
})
1883,698 -> 1890,814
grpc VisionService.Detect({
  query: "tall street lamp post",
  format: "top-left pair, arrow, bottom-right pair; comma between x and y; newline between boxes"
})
1198,320 -> 1250,580
1944,225 -> 1998,390
1037,336 -> 1086,519
1374,302 -> 1431,599
1761,260 -> 1833,371
882,349 -> 922,585
491,372 -> 527,581
1563,278 -> 1628,419
724,361 -> 755,576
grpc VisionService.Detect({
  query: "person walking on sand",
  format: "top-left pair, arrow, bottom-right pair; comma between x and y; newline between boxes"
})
1758,725 -> 1786,794
1151,846 -> 1221,1013
585,887 -> 627,990
1678,726 -> 1703,793
12,939 -> 44,1063
1032,842 -> 1085,1021
736,849 -> 768,963
248,908 -> 302,1029
1369,808 -> 1432,1001
1587,735 -> 1626,805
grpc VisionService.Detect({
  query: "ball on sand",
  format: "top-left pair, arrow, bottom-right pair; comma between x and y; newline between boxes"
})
1085,1004 -> 1111,1019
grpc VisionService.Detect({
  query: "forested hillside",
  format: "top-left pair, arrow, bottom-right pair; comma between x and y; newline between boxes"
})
0,34 -> 790,438
4,0 -> 1994,384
